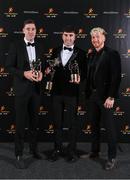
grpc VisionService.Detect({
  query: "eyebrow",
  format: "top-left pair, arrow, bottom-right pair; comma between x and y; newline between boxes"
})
25,27 -> 36,30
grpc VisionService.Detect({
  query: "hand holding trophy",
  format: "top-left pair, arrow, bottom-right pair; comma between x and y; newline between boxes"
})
31,59 -> 42,82
45,57 -> 60,92
69,60 -> 80,84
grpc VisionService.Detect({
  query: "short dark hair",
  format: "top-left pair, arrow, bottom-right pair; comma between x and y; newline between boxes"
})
62,25 -> 77,34
23,19 -> 36,28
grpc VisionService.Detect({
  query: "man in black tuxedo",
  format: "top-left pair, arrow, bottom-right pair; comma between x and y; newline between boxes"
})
6,19 -> 44,169
46,26 -> 86,162
86,27 -> 121,170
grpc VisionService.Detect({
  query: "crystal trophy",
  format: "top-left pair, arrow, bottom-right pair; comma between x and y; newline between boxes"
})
31,59 -> 41,80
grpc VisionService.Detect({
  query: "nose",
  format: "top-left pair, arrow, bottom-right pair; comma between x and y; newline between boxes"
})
66,36 -> 71,41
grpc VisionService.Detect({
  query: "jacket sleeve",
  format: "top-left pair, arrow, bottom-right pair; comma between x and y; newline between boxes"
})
108,50 -> 121,98
5,42 -> 24,79
78,50 -> 88,106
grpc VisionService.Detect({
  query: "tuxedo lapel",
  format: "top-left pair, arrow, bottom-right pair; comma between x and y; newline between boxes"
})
65,47 -> 78,67
21,41 -> 30,63
35,42 -> 41,61
55,46 -> 78,67
55,47 -> 63,64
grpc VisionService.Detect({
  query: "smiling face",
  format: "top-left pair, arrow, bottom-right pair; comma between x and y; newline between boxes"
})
62,32 -> 76,47
91,31 -> 105,51
23,23 -> 36,42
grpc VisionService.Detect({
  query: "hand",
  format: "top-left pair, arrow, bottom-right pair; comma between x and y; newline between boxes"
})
32,71 -> 43,82
70,75 -> 80,84
24,70 -> 38,82
37,71 -> 43,81
104,97 -> 114,109
45,67 -> 51,75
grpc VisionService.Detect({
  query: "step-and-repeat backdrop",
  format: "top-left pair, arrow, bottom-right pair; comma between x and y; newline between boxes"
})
0,0 -> 130,142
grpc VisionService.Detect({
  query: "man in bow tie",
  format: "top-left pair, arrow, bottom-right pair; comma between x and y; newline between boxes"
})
5,19 -> 45,169
46,25 -> 87,163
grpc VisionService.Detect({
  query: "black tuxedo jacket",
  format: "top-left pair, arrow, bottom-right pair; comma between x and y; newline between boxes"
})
49,45 -> 87,97
86,46 -> 121,100
5,39 -> 45,96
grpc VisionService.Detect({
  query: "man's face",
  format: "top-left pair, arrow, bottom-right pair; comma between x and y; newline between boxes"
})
91,31 -> 105,50
23,23 -> 36,41
62,32 -> 76,46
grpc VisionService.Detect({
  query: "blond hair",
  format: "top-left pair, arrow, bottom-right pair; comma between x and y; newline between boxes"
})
90,27 -> 107,36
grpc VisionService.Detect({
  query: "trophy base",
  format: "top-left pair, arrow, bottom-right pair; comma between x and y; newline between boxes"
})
45,82 -> 53,90
71,74 -> 79,83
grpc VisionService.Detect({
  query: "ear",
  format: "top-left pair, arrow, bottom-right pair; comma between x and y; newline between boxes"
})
103,35 -> 106,42
22,28 -> 25,33
74,33 -> 76,40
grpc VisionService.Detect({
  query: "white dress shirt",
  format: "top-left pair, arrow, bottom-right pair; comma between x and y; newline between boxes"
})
24,38 -> 36,68
61,44 -> 74,66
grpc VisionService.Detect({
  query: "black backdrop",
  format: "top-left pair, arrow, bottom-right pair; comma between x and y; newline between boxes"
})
0,0 -> 130,142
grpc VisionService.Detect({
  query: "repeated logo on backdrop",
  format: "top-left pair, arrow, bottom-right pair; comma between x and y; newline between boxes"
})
6,124 -> 16,134
38,106 -> 48,115
84,8 -> 98,18
4,7 -> 18,18
121,124 -> 130,134
43,8 -> 58,18
124,9 -> 130,18
82,124 -> 92,134
36,27 -> 48,38
76,28 -> 87,39
113,106 -> 125,116
122,87 -> 130,97
0,106 -> 10,115
0,67 -> 9,77
122,50 -> 130,59
0,0 -> 130,142
6,87 -> 15,96
0,27 -> 8,37
113,28 -> 127,39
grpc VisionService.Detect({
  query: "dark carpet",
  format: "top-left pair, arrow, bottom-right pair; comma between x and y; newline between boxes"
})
0,142 -> 130,179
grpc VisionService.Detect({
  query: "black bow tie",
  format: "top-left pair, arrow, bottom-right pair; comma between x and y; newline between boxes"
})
27,42 -> 35,47
64,46 -> 73,51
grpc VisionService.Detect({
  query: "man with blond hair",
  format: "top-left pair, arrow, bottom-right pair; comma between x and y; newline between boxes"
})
86,27 -> 121,170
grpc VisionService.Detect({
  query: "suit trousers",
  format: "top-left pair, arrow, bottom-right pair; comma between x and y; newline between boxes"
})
52,95 -> 78,152
87,91 -> 117,159
14,90 -> 40,156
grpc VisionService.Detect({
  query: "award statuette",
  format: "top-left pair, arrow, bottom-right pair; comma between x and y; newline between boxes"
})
45,57 -> 60,92
69,60 -> 80,83
31,59 -> 41,80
